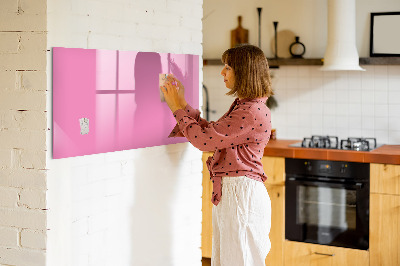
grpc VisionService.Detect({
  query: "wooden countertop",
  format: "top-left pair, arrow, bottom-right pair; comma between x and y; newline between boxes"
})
263,139 -> 400,165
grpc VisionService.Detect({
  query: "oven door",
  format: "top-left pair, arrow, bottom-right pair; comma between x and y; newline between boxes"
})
285,177 -> 369,250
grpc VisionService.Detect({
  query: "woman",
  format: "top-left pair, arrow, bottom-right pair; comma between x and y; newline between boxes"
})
161,44 -> 273,266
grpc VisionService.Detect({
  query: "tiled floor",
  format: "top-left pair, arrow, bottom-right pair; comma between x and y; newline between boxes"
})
202,257 -> 211,266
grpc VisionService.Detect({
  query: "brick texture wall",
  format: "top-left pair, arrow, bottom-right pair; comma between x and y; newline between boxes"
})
1,0 -> 203,265
46,0 -> 203,266
0,0 -> 48,265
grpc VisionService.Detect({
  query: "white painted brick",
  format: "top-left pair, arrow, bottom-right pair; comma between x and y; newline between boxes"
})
0,129 -> 46,150
136,24 -> 170,41
19,0 -> 47,15
71,166 -> 88,186
72,218 -> 88,237
152,10 -> 180,27
0,149 -> 12,169
130,0 -> 167,13
0,169 -> 47,190
152,39 -> 181,54
87,33 -> 124,51
87,1 -> 125,22
180,41 -> 202,55
1,110 -> 47,130
19,189 -> 46,209
87,211 -> 109,234
20,149 -> 46,170
0,90 -> 46,111
167,27 -> 194,43
71,153 -> 105,167
20,229 -> 46,250
0,0 -> 18,13
0,227 -> 19,247
11,148 -> 21,169
0,32 -> 47,71
189,3 -> 203,19
87,164 -> 108,183
0,208 -> 46,230
105,178 -> 123,196
166,0 -> 195,15
191,159 -> 203,174
121,160 -> 134,176
0,12 -> 46,31
180,15 -> 202,30
0,71 -> 16,90
16,70 -> 47,91
0,187 -> 19,208
0,247 -> 45,266
0,33 -> 20,54
191,32 -> 203,44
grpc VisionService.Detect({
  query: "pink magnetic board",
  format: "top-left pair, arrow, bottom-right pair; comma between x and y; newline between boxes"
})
52,47 -> 199,159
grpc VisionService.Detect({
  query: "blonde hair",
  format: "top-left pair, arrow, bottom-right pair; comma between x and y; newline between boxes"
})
221,44 -> 273,99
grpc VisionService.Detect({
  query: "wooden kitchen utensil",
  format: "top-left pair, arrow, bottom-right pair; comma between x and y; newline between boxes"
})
231,16 -> 249,48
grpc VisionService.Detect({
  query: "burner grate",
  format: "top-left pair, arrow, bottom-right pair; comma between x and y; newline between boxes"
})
296,136 -> 378,151
301,135 -> 339,149
340,137 -> 377,151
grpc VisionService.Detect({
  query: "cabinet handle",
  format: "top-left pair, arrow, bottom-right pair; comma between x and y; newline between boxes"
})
314,252 -> 335,257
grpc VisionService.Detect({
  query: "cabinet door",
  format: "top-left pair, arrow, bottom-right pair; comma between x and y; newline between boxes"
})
284,241 -> 369,266
370,193 -> 400,266
202,152 -> 214,258
261,156 -> 285,185
264,184 -> 284,266
370,163 -> 400,195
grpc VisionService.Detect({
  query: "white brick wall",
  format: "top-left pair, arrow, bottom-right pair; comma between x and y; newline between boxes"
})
0,0 -> 48,265
46,1 -> 203,266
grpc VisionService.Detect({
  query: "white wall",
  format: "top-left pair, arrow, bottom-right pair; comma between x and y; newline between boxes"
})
0,0 -> 48,265
203,0 -> 400,145
46,0 -> 203,266
203,0 -> 400,58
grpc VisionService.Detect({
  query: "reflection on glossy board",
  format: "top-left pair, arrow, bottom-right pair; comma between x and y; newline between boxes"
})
52,47 -> 199,159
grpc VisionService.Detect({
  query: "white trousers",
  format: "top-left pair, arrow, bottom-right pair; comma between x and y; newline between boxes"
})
212,176 -> 272,266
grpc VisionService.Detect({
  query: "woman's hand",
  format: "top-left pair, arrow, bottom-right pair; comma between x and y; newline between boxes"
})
165,75 -> 187,108
172,76 -> 187,108
160,76 -> 184,113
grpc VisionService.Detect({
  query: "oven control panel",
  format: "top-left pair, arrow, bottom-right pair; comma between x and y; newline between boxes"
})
286,158 -> 369,180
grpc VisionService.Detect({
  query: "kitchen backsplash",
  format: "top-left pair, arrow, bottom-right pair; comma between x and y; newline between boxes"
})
203,65 -> 400,145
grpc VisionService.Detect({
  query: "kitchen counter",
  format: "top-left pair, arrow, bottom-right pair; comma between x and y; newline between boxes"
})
263,139 -> 400,164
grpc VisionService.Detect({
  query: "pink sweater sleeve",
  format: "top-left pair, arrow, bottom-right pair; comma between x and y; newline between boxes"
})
168,103 -> 210,138
171,106 -> 256,152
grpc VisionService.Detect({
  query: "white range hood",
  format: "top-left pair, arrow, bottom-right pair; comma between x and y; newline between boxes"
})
320,0 -> 365,71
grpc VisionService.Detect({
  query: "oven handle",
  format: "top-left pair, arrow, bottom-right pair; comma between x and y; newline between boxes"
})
286,177 -> 364,189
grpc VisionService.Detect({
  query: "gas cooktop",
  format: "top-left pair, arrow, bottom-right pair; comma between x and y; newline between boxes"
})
289,135 -> 383,151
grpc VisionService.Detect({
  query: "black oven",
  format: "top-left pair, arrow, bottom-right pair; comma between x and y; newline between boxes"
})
285,158 -> 369,250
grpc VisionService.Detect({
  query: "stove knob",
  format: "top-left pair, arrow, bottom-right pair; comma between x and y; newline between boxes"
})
305,162 -> 312,171
340,164 -> 347,174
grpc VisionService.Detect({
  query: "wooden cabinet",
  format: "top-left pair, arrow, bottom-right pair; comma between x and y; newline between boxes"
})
201,152 -> 214,258
370,163 -> 400,195
264,184 -> 285,266
202,158 -> 400,265
370,163 -> 400,266
261,156 -> 285,266
284,241 -> 369,266
261,156 -> 285,186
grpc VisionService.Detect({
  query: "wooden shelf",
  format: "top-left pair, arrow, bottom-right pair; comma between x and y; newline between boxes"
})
203,57 -> 400,67
359,57 -> 400,65
268,58 -> 323,67
203,58 -> 323,67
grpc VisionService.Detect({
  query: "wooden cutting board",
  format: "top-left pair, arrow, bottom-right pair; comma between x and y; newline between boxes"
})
231,16 -> 249,48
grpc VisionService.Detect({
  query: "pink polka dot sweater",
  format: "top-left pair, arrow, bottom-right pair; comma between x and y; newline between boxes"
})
168,97 -> 272,206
